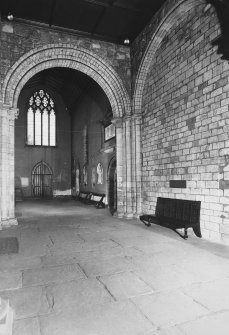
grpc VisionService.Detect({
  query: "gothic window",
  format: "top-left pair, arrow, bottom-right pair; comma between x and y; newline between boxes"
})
27,89 -> 56,146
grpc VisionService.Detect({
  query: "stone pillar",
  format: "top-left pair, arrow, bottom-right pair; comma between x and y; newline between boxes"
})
0,297 -> 14,335
132,114 -> 142,216
123,116 -> 133,218
0,103 -> 18,228
112,118 -> 124,217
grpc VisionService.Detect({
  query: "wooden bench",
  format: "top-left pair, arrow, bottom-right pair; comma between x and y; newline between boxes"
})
78,191 -> 105,209
88,192 -> 106,209
78,191 -> 91,204
140,197 -> 201,239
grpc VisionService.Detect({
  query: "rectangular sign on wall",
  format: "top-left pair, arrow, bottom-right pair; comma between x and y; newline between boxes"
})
169,180 -> 186,188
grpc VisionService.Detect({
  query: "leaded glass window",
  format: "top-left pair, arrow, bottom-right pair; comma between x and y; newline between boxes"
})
27,90 -> 56,146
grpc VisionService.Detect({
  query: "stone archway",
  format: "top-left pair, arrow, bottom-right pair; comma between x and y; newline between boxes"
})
133,0 -> 205,115
130,0 -> 206,217
0,44 -> 131,227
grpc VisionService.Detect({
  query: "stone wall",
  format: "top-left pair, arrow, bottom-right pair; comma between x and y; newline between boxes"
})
0,19 -> 131,96
139,2 -> 229,243
71,83 -> 115,203
130,0 -> 185,93
15,85 -> 71,197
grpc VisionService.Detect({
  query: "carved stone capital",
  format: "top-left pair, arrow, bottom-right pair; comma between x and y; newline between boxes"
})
9,108 -> 19,120
132,113 -> 142,124
111,117 -> 123,128
0,104 -> 19,120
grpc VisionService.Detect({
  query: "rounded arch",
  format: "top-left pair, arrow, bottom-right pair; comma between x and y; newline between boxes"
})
2,44 -> 131,118
133,0 -> 206,114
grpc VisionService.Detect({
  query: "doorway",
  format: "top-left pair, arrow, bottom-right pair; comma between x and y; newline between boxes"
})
108,158 -> 117,215
32,161 -> 53,198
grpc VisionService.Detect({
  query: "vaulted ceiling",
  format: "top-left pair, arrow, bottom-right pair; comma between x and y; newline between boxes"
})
0,0 -> 167,44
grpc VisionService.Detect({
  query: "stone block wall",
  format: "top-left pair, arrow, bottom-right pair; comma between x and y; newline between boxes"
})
0,20 -> 131,96
15,86 -> 71,197
138,3 -> 229,243
71,82 -> 115,201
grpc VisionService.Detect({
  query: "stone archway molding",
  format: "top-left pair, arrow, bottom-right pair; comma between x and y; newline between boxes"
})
2,43 -> 131,117
133,0 -> 206,114
0,44 -> 131,227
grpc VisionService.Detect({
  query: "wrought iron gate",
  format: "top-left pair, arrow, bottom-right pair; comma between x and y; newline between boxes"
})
32,161 -> 53,198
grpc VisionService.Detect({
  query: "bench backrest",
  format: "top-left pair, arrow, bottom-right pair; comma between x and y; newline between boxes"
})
155,197 -> 201,224
79,192 -> 90,199
90,193 -> 105,202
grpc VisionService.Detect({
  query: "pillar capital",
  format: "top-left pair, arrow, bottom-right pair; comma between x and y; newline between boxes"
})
111,117 -> 123,128
0,104 -> 19,120
9,107 -> 19,120
132,113 -> 142,124
0,103 -> 11,117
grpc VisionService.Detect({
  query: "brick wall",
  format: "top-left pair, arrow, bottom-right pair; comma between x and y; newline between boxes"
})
140,3 -> 229,243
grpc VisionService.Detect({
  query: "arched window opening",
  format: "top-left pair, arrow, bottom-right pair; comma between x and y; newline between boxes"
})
27,89 -> 56,146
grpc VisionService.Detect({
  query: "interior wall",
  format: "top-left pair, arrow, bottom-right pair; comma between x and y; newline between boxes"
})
15,85 -> 71,197
140,3 -> 229,243
71,83 -> 115,201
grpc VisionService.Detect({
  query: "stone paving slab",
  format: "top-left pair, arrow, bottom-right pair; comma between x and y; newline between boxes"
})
0,270 -> 22,291
78,255 -> 135,277
181,278 -> 229,312
178,311 -> 229,335
131,290 -> 209,328
151,327 -> 185,335
13,317 -> 41,335
133,266 -> 189,292
48,239 -> 119,255
1,286 -> 50,319
78,231 -> 113,242
45,278 -> 113,313
0,254 -> 42,270
41,245 -> 142,268
22,263 -> 86,287
170,254 -> 229,284
98,271 -> 154,299
6,200 -> 229,335
39,300 -> 155,335
47,230 -> 84,244
18,235 -> 48,257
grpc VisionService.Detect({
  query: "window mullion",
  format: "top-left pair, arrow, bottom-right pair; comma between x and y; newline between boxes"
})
41,110 -> 43,146
48,113 -> 50,146
33,111 -> 35,145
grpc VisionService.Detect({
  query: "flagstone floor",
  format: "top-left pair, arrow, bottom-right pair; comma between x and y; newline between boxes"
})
0,199 -> 229,335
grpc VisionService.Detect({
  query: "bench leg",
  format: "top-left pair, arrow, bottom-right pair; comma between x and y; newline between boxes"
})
140,218 -> 151,227
184,228 -> 188,239
192,226 -> 202,238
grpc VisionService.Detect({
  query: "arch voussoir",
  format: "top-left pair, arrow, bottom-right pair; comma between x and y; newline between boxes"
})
3,44 -> 131,118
